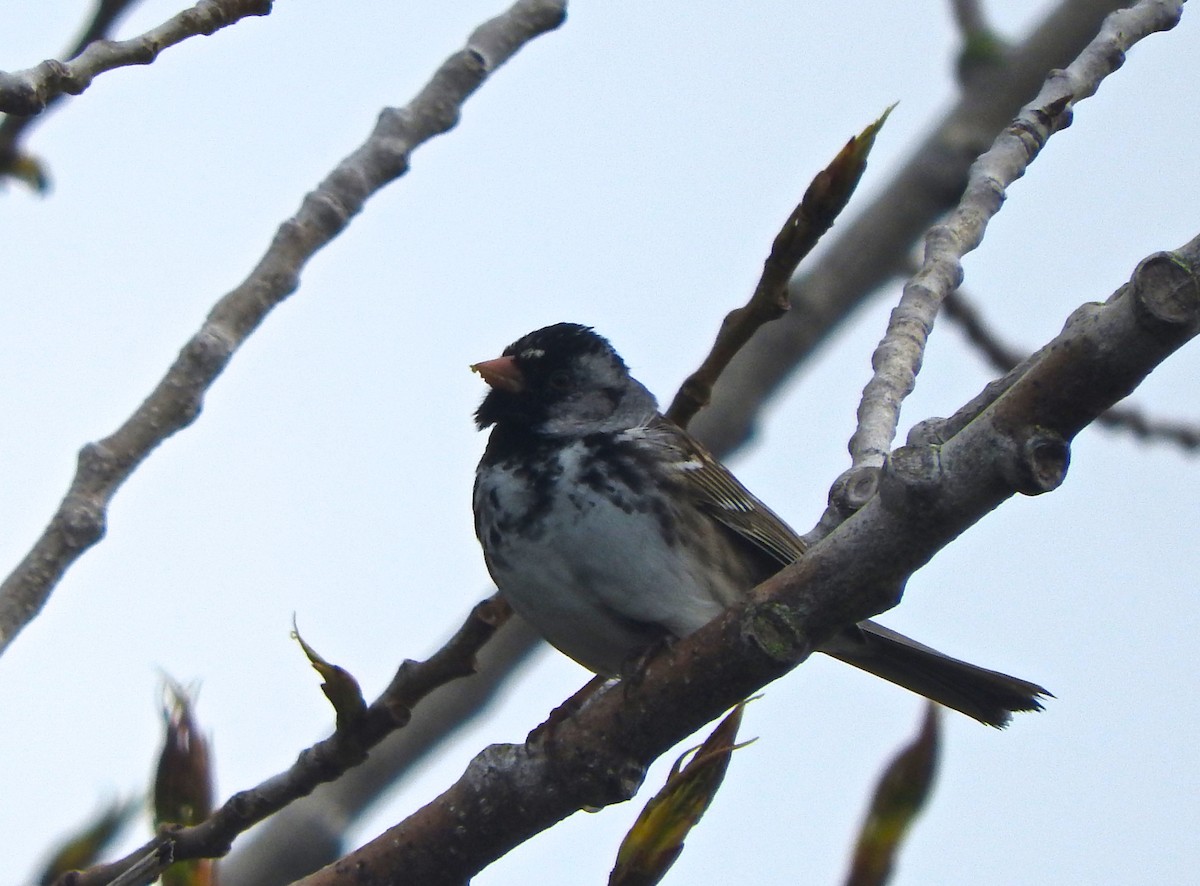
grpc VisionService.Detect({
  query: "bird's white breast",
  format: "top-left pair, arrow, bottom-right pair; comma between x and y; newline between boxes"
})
474,433 -> 736,674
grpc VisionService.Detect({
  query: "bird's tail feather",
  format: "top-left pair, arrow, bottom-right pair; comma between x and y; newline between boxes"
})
819,620 -> 1050,728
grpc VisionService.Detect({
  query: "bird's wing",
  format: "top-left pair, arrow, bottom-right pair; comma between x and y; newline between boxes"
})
646,415 -> 807,566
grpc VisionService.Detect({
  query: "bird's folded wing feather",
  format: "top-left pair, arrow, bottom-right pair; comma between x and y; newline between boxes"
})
647,415 -> 807,566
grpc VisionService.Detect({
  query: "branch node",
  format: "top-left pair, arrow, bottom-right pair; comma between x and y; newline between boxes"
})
1004,428 -> 1070,496
1062,300 -> 1103,333
474,594 -> 512,626
465,47 -> 488,70
38,58 -> 76,95
384,699 -> 414,727
878,445 -> 943,515
77,441 -> 119,481
55,444 -> 113,548
905,417 -> 949,447
187,327 -> 234,368
301,189 -> 355,237
1132,251 -> 1200,329
742,601 -> 809,664
57,502 -> 106,549
829,465 -> 880,516
609,758 -> 649,804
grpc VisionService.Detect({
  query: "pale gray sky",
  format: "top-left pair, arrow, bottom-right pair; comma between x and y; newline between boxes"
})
2,3 -> 1198,884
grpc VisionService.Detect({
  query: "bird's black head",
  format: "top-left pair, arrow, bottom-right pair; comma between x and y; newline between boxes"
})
473,323 -> 656,436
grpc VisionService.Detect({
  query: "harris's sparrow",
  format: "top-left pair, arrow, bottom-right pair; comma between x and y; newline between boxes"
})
472,323 -> 1048,726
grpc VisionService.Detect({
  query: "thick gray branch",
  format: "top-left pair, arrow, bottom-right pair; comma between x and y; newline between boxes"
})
688,0 -> 1131,457
943,287 -> 1200,450
0,0 -> 568,658
849,0 -> 1184,470
219,615 -> 542,886
293,234 -> 1200,886
225,5 -> 1198,876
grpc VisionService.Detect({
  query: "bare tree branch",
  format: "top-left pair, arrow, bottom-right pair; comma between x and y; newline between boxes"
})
0,0 -> 568,657
665,108 -> 891,429
944,288 -> 1200,451
291,236 -> 1200,886
220,3 -> 1195,869
220,614 -> 543,886
949,0 -> 991,38
66,0 -> 147,57
688,0 -> 1132,457
55,596 -> 512,886
0,0 -> 271,117
941,288 -> 1026,373
950,0 -> 1010,89
0,0 -> 146,189
801,0 -> 1185,546
1096,404 -> 1200,449
851,0 -> 1183,472
223,8 -> 1197,872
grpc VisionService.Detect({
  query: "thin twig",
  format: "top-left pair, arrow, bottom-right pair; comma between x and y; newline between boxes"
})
0,0 -> 264,190
950,0 -> 1008,86
0,0 -> 568,657
848,0 -> 1184,472
0,0 -> 271,116
950,0 -> 990,37
232,7 -> 1194,873
67,0 -> 147,57
665,108 -> 892,429
1095,406 -> 1200,449
687,0 -> 1133,458
0,0 -> 146,189
220,614 -> 543,885
941,288 -> 1025,371
55,596 -> 512,886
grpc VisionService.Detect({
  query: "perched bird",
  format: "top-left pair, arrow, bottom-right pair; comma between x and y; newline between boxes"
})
472,323 -> 1048,726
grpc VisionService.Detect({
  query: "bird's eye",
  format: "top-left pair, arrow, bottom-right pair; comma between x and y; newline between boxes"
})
547,370 -> 571,391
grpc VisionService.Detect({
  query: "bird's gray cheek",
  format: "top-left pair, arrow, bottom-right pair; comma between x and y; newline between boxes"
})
570,391 -> 619,423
